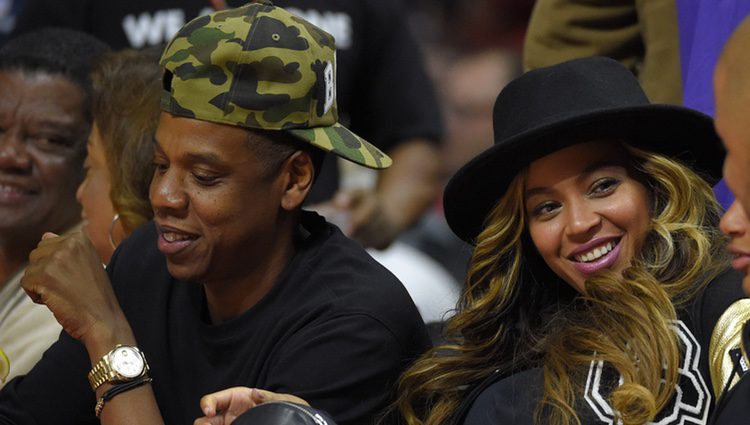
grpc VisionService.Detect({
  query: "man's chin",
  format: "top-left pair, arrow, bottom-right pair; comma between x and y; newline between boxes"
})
165,261 -> 204,284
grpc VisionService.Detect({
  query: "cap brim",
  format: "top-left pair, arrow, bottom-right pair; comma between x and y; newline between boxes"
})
288,123 -> 392,170
444,104 -> 725,244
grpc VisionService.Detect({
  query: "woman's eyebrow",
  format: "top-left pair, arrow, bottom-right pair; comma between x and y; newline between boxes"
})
525,186 -> 551,199
524,162 -> 624,199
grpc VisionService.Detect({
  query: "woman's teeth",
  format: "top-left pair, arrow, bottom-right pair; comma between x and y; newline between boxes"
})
575,241 -> 616,263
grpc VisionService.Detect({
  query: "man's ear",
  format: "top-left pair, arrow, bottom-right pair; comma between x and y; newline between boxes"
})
280,151 -> 314,211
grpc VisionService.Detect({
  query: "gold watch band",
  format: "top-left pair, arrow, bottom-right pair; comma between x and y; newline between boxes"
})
87,345 -> 149,391
88,354 -> 115,391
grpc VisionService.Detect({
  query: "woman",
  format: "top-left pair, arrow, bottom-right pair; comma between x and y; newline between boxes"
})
77,48 -> 160,262
395,56 -> 745,425
193,57 -> 746,424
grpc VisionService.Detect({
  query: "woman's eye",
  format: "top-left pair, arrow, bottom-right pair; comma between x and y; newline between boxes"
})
531,202 -> 559,218
590,178 -> 620,196
152,161 -> 168,174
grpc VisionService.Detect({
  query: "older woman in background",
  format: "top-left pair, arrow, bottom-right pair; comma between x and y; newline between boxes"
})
77,49 -> 160,262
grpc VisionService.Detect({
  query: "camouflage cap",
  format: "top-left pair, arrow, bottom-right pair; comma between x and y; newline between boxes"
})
159,1 -> 391,169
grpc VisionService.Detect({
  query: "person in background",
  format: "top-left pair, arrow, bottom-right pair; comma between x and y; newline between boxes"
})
709,17 -> 750,424
0,0 -> 23,45
715,16 -> 750,221
11,0 -> 241,49
77,48 -> 160,263
0,4 -> 429,424
404,48 -> 521,284
715,15 -> 750,299
272,0 -> 442,250
397,57 -> 744,425
0,28 -> 108,387
13,0 -> 444,251
523,0 -> 682,105
395,48 -> 521,340
720,201 -> 750,295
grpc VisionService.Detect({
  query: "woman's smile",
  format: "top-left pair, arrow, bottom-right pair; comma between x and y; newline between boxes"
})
525,141 -> 651,292
569,237 -> 621,275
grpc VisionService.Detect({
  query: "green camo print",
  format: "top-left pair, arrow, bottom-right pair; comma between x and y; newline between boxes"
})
160,1 -> 391,169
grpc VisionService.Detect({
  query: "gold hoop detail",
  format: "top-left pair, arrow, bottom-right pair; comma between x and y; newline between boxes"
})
108,214 -> 121,248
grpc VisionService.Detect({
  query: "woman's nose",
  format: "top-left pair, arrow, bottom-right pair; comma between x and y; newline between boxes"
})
564,200 -> 601,239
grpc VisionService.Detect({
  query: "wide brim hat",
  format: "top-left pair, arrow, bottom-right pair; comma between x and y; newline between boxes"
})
159,1 -> 391,169
444,56 -> 725,243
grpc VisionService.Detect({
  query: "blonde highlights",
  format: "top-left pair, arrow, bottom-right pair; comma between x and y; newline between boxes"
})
91,49 -> 161,236
396,144 -> 728,425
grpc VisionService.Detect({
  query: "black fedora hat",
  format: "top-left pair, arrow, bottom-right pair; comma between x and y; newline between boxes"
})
444,56 -> 725,243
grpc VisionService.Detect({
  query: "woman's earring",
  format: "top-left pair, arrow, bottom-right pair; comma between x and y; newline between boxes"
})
109,214 -> 121,248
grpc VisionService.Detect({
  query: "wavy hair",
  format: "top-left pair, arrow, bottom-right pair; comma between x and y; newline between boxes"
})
396,143 -> 729,425
91,49 -> 162,235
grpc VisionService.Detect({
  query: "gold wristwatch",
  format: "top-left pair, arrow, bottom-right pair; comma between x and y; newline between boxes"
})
88,345 -> 149,391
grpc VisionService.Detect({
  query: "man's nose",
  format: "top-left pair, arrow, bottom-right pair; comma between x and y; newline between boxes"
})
0,129 -> 32,171
150,169 -> 188,216
720,200 -> 747,238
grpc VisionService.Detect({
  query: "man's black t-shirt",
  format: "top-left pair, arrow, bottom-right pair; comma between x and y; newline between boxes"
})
0,211 -> 430,424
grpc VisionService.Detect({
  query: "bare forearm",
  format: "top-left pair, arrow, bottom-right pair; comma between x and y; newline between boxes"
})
86,320 -> 165,425
377,138 -> 441,232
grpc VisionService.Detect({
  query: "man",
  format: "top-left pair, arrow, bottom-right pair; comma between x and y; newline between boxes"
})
0,28 -> 108,387
707,16 -> 750,424
0,3 -> 429,424
716,17 -> 750,297
715,16 -> 750,215
14,0 -> 443,250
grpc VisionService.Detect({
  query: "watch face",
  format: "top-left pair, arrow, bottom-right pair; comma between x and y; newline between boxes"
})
110,346 -> 145,378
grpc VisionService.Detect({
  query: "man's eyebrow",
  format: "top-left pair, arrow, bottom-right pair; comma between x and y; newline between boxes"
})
150,137 -> 226,164
184,151 -> 224,164
34,121 -> 77,133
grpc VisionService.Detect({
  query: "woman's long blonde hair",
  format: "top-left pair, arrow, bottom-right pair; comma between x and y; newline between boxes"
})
396,144 -> 729,425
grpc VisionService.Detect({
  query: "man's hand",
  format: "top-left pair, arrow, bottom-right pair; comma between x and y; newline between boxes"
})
21,232 -> 130,350
194,387 -> 310,425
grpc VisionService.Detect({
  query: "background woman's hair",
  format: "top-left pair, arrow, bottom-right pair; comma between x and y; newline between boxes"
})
91,48 -> 162,236
395,142 -> 729,425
